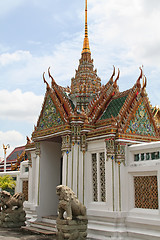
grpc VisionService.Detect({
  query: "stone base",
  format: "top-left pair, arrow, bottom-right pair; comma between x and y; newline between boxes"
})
56,218 -> 88,240
0,210 -> 26,228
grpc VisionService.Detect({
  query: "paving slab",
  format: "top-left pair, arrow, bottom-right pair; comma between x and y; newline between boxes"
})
0,228 -> 56,240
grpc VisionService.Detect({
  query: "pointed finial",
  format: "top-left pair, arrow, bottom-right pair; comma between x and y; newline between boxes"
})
82,0 -> 91,54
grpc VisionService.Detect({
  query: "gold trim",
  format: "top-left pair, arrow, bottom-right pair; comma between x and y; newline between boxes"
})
82,0 -> 91,54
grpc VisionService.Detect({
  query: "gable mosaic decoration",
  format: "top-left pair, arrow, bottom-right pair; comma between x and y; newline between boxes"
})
126,102 -> 155,136
38,95 -> 64,131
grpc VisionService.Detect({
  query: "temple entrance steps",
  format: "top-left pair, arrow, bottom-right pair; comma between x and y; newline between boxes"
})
22,215 -> 57,236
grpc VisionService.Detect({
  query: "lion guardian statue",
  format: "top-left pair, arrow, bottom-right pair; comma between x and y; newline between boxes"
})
56,185 -> 86,220
0,190 -> 25,212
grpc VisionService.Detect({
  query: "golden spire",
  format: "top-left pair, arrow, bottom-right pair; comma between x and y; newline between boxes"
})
82,0 -> 91,54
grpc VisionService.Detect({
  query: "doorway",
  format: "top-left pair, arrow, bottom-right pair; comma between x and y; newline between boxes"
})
37,140 -> 62,219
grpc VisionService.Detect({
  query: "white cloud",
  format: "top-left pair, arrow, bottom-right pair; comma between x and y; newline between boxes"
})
0,50 -> 32,66
0,38 -> 81,89
88,0 -> 160,70
0,130 -> 25,159
0,89 -> 43,123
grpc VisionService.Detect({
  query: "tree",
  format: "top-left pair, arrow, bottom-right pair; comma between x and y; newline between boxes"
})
0,175 -> 16,190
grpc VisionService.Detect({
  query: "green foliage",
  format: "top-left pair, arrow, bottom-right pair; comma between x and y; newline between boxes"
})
0,175 -> 16,190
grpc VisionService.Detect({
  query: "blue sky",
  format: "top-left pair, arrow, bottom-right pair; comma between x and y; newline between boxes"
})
1,0 -> 160,158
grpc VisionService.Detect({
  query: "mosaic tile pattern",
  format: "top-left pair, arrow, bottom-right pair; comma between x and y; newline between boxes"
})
92,153 -> 98,202
134,176 -> 158,209
101,95 -> 128,120
38,95 -> 64,130
126,102 -> 155,136
99,152 -> 106,202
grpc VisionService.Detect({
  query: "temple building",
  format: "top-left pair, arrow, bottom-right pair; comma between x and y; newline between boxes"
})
24,1 -> 160,239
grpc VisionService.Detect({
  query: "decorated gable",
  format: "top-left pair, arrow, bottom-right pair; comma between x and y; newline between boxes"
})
37,95 -> 64,131
126,102 -> 156,136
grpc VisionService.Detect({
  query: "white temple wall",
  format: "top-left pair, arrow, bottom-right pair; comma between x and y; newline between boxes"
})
62,143 -> 85,204
37,141 -> 61,219
120,162 -> 128,212
87,141 -> 160,239
124,141 -> 160,239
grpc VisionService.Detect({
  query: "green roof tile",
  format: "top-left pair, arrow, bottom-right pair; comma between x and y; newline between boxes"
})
100,95 -> 128,120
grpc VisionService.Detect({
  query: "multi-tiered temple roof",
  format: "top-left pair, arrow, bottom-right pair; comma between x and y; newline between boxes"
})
27,0 -> 160,146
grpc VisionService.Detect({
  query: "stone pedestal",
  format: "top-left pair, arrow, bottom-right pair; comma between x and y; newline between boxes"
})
0,209 -> 26,228
57,218 -> 88,240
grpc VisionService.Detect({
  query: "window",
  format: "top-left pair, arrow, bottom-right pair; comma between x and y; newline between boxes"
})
134,176 -> 158,209
134,154 -> 139,161
141,153 -> 144,161
146,153 -> 150,160
92,152 -> 106,202
134,151 -> 160,162
25,167 -> 29,172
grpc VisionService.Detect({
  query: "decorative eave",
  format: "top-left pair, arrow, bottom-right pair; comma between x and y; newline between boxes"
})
115,132 -> 160,143
25,142 -> 36,152
87,125 -> 117,141
48,67 -> 73,117
32,124 -> 71,141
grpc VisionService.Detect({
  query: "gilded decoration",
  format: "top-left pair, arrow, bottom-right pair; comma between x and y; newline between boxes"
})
38,95 -> 64,131
126,102 -> 155,136
106,138 -> 115,160
115,142 -> 125,164
62,135 -> 71,152
134,176 -> 158,209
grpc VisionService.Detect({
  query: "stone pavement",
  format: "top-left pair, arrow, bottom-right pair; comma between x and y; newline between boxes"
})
0,228 -> 57,240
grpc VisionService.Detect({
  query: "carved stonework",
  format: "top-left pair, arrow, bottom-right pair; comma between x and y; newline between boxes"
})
115,142 -> 126,164
56,185 -> 88,239
81,134 -> 87,152
26,152 -> 32,166
62,135 -> 71,152
56,185 -> 86,220
0,191 -> 26,228
71,125 -> 81,144
35,142 -> 41,156
106,138 -> 115,160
